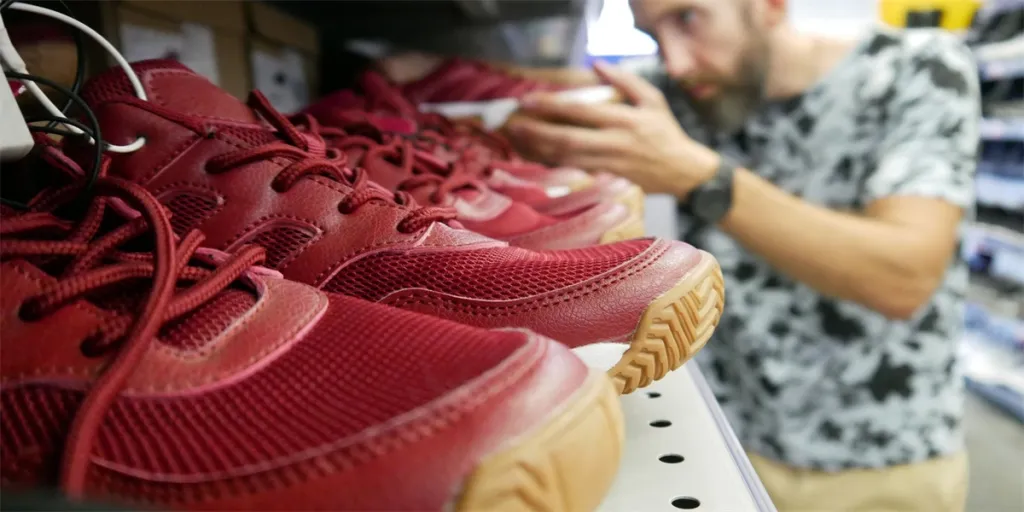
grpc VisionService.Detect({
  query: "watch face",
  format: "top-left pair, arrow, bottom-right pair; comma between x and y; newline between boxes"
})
695,186 -> 731,222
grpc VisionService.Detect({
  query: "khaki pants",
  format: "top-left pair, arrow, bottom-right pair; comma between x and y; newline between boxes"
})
747,451 -> 968,512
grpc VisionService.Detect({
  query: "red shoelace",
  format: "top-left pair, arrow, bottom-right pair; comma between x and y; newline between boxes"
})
210,92 -> 456,232
355,75 -> 522,166
413,113 -> 510,158
454,61 -> 550,99
2,151 -> 269,496
296,113 -> 485,206
405,114 -> 558,182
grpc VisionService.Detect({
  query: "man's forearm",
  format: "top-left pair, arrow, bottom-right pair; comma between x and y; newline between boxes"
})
715,168 -> 942,319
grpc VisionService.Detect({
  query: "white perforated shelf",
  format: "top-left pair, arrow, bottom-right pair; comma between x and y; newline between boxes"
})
597,362 -> 776,512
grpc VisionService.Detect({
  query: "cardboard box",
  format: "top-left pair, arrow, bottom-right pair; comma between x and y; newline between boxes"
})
98,0 -> 249,98
246,2 -> 319,113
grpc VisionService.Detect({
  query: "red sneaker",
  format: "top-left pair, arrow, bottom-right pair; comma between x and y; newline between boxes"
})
301,111 -> 642,248
75,60 -> 724,393
398,58 -> 619,129
1,145 -> 624,510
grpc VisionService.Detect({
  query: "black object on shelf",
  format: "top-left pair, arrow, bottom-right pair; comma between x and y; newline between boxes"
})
267,0 -> 589,41
905,9 -> 944,28
967,2 -> 1024,47
0,489 -> 140,511
980,73 -> 1024,120
976,205 -> 1024,234
979,140 -> 1024,177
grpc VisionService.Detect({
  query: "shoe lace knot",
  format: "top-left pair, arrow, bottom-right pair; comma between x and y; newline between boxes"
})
206,92 -> 456,233
301,111 -> 485,210
2,148 -> 268,496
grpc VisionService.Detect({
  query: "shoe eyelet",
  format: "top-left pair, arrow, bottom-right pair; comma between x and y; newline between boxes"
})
338,202 -> 354,214
271,181 -> 288,193
79,334 -> 105,358
17,300 -> 43,323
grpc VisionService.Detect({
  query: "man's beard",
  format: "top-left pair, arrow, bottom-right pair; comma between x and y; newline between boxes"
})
683,42 -> 769,134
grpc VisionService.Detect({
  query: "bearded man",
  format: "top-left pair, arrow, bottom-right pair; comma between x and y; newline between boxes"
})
487,0 -> 978,510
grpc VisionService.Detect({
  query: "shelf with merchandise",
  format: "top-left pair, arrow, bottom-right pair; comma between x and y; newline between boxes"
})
960,271 -> 1024,423
978,56 -> 1024,81
976,0 -> 1024,18
979,118 -> 1024,141
960,320 -> 1024,423
961,223 -> 1024,287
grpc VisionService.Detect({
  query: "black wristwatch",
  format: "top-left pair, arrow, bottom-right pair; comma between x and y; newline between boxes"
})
680,154 -> 737,224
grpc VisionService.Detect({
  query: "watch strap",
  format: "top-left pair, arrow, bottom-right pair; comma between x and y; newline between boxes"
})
681,154 -> 736,224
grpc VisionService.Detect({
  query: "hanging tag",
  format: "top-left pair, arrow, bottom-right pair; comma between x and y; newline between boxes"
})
0,15 -> 35,162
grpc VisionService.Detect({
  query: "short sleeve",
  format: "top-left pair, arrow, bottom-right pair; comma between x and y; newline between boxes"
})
863,31 -> 980,209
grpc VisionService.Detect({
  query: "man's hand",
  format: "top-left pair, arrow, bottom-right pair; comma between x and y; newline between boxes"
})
505,61 -> 719,197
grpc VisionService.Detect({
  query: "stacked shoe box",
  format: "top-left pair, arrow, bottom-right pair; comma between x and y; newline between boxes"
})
246,2 -> 320,114
94,0 -> 250,99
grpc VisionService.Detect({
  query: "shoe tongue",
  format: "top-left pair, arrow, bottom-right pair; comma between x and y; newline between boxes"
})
80,59 -> 260,124
368,114 -> 417,135
358,71 -> 417,117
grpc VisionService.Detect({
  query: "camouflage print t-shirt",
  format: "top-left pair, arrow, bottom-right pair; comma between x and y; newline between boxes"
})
640,28 -> 980,470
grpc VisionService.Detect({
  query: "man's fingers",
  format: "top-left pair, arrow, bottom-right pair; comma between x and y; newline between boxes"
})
519,94 -> 637,128
505,116 -> 625,165
593,60 -> 666,108
556,153 -> 615,175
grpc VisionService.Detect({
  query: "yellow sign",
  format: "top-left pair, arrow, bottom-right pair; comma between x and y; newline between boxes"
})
879,0 -> 983,30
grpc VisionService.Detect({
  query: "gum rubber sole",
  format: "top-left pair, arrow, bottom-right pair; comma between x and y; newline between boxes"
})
456,370 -> 625,512
608,250 -> 725,394
565,175 -> 597,194
614,184 -> 646,218
598,213 -> 645,244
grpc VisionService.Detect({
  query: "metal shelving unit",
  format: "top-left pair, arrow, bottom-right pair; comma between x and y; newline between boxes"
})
598,363 -> 776,512
962,3 -> 1024,422
573,340 -> 775,512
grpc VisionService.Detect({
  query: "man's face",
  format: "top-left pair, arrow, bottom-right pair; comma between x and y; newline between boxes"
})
631,0 -> 776,132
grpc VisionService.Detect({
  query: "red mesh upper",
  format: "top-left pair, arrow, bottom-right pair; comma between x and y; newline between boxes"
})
80,59 -> 259,125
1,293 -> 527,503
213,125 -> 281,148
163,192 -> 223,236
77,60 -> 147,106
247,225 -> 320,269
79,60 -> 283,153
158,288 -> 257,352
326,239 -> 654,300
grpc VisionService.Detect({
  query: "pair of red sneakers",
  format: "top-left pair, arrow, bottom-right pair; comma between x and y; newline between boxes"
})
1,60 -> 723,510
